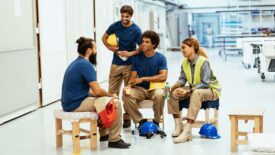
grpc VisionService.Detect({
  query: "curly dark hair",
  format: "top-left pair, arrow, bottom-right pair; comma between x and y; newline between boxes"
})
142,30 -> 160,49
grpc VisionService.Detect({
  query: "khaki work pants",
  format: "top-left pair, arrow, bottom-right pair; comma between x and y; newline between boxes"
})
167,88 -> 218,120
122,86 -> 165,123
108,64 -> 132,120
74,97 -> 122,142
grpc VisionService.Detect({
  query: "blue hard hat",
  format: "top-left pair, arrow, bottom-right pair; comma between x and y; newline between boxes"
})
139,122 -> 158,135
199,123 -> 221,139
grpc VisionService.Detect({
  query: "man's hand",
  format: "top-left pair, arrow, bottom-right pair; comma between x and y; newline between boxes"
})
113,94 -> 119,99
108,46 -> 119,52
133,78 -> 143,85
117,50 -> 132,58
123,51 -> 134,58
127,77 -> 143,85
123,86 -> 132,95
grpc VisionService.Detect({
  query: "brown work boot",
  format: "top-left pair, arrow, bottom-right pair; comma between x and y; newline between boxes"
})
108,139 -> 131,149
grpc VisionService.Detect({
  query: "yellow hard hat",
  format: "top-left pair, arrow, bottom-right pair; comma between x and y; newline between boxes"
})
107,34 -> 118,47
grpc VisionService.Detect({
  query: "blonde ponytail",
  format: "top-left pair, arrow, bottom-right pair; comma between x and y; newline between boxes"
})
198,47 -> 208,59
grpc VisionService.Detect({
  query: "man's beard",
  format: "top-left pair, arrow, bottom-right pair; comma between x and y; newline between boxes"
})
89,54 -> 97,66
122,20 -> 130,25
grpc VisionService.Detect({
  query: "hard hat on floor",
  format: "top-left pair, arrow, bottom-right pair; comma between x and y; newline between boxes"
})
199,123 -> 221,139
140,122 -> 158,136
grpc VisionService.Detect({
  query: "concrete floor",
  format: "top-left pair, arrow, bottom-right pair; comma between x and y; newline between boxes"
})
1,48 -> 275,155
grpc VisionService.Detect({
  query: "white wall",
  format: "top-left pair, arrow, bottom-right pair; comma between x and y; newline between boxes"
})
38,0 -> 68,105
135,0 -> 167,51
65,0 -> 94,64
39,0 -> 95,105
0,0 -> 39,123
167,10 -> 179,47
95,0 -> 115,83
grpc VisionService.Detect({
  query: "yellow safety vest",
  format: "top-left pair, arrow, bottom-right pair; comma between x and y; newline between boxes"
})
182,56 -> 221,97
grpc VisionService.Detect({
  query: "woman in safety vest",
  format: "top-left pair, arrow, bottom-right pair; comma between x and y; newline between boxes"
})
167,37 -> 221,144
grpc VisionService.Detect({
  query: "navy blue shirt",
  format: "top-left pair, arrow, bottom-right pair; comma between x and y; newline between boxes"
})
131,52 -> 168,89
106,21 -> 142,65
61,57 -> 97,112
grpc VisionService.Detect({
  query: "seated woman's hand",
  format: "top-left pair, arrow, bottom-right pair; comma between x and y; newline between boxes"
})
173,87 -> 189,98
170,83 -> 180,92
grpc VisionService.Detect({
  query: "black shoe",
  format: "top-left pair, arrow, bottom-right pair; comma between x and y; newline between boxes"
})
138,119 -> 147,129
100,135 -> 109,142
123,119 -> 131,128
153,119 -> 159,127
108,139 -> 131,149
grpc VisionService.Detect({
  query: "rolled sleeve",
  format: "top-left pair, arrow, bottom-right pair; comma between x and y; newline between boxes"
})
106,23 -> 115,35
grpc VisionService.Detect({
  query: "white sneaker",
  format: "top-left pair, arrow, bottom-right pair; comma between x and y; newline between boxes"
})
173,123 -> 192,143
172,118 -> 183,137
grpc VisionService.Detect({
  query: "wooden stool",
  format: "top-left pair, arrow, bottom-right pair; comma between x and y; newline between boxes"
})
182,108 -> 219,129
228,107 -> 264,152
138,100 -> 165,129
180,99 -> 219,129
54,110 -> 98,153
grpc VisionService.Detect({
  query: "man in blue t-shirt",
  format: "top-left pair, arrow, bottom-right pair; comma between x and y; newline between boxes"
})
61,37 -> 130,149
122,30 -> 168,128
102,5 -> 142,128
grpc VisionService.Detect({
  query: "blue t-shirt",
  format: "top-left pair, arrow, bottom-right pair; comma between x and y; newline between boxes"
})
131,52 -> 168,89
106,21 -> 142,65
61,57 -> 97,112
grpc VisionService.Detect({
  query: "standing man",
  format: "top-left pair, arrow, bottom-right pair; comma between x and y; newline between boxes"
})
122,30 -> 168,128
102,5 -> 142,128
206,24 -> 213,48
61,37 -> 130,149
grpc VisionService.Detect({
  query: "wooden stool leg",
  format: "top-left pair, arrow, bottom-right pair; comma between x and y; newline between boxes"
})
260,116 -> 263,133
254,117 -> 261,133
90,120 -> 97,150
205,109 -> 210,123
214,109 -> 219,130
72,122 -> 80,153
55,118 -> 63,147
230,116 -> 238,152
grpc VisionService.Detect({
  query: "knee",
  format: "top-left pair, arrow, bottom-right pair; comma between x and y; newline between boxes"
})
113,99 -> 122,109
152,89 -> 165,100
122,93 -> 132,101
122,95 -> 135,107
190,89 -> 203,98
